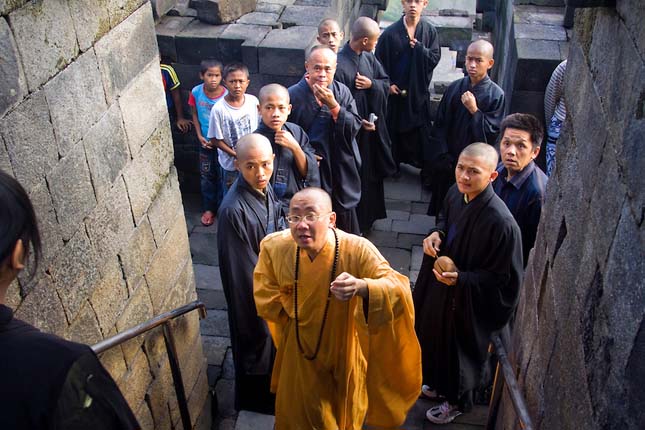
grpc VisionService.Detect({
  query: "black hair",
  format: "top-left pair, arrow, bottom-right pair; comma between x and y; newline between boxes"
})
0,170 -> 41,275
200,59 -> 223,75
223,63 -> 249,81
500,113 -> 544,148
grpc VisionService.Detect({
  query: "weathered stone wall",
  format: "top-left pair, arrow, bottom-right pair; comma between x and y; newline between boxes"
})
489,0 -> 568,169
0,1 -> 209,428
496,2 -> 644,429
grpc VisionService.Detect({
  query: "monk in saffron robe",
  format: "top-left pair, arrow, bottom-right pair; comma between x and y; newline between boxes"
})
254,187 -> 421,430
217,134 -> 282,413
287,46 -> 363,235
336,17 -> 397,233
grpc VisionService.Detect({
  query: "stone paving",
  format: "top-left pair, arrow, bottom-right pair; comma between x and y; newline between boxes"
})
184,164 -> 486,429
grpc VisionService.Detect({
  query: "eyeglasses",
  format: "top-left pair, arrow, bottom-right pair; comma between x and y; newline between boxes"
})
285,212 -> 331,224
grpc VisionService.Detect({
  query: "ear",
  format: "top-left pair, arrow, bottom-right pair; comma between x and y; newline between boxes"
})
287,104 -> 293,115
257,104 -> 262,114
490,170 -> 499,183
234,159 -> 240,172
10,239 -> 26,271
532,145 -> 541,159
487,58 -> 495,70
329,212 -> 337,228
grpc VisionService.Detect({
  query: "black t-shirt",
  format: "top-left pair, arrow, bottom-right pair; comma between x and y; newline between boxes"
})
0,305 -> 139,430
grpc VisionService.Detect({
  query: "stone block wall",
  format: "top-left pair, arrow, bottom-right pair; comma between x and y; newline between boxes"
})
489,0 -> 568,169
0,1 -> 209,428
495,2 -> 644,429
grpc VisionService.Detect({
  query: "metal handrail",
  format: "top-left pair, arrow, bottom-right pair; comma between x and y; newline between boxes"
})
92,300 -> 207,430
486,333 -> 534,430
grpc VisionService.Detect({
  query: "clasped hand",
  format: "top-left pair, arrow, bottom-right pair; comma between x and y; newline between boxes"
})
330,272 -> 368,301
313,83 -> 337,108
274,130 -> 297,150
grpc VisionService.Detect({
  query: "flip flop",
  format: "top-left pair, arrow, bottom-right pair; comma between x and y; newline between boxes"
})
201,211 -> 215,226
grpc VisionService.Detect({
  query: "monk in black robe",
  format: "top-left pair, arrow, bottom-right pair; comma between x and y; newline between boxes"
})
336,17 -> 397,233
254,84 -> 320,212
288,45 -> 362,234
427,40 -> 505,215
216,134 -> 282,414
413,143 -> 523,424
375,0 -> 440,171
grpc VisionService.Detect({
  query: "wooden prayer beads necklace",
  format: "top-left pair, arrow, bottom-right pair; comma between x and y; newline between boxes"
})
293,228 -> 339,361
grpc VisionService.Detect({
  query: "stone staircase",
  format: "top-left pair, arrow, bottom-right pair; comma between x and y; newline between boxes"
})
165,1 -> 493,428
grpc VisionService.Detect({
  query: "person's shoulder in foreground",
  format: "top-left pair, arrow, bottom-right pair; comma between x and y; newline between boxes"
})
0,169 -> 138,430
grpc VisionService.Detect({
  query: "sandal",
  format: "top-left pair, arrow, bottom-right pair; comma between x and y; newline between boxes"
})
421,385 -> 445,401
426,401 -> 462,424
201,211 -> 215,226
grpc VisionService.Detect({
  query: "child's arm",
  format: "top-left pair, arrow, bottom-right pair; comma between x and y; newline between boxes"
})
172,89 -> 192,132
214,139 -> 236,158
191,106 -> 210,148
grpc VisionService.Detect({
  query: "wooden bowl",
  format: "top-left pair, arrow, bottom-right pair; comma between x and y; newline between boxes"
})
434,256 -> 458,273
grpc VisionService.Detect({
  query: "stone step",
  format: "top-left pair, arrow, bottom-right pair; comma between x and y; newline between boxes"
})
234,410 -> 275,430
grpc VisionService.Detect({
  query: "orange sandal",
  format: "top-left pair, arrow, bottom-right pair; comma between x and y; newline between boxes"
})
201,211 -> 215,226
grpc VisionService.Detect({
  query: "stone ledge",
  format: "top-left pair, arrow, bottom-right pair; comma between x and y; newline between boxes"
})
515,22 -> 567,40
156,16 -> 195,61
258,26 -> 317,77
219,24 -> 273,73
175,20 -> 228,64
237,11 -> 282,28
193,0 -> 256,25
426,15 -> 474,47
280,5 -> 329,28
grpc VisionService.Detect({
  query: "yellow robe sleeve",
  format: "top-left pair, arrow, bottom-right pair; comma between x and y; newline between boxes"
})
350,237 -> 422,429
253,233 -> 290,354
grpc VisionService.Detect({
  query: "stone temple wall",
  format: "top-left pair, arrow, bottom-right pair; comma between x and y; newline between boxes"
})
0,1 -> 209,428
495,2 -> 644,429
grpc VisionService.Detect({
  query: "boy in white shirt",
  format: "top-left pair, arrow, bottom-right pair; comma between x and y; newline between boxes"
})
208,63 -> 260,192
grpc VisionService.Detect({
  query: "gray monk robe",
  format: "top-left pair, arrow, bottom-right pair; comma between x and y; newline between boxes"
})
336,43 -> 397,232
427,75 -> 505,215
216,177 -> 282,414
254,121 -> 321,211
287,78 -> 362,234
413,184 -> 523,412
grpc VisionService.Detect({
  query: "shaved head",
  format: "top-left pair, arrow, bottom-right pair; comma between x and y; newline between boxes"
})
468,39 -> 494,59
235,133 -> 273,162
318,18 -> 341,34
259,83 -> 289,104
306,44 -> 336,62
460,143 -> 499,171
290,187 -> 332,213
350,17 -> 380,41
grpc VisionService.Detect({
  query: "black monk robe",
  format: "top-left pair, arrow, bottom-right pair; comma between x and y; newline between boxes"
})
413,184 -> 523,411
0,305 -> 139,430
427,75 -> 505,215
287,78 -> 362,233
336,43 -> 397,232
375,16 -> 440,165
254,121 -> 321,211
216,177 -> 282,414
